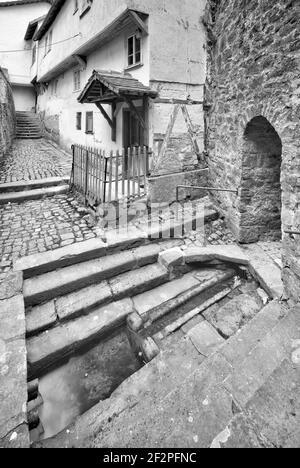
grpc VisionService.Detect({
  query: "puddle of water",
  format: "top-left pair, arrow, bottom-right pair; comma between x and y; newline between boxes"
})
38,328 -> 142,440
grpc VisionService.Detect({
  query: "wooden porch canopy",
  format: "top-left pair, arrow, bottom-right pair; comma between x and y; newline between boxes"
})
78,70 -> 158,142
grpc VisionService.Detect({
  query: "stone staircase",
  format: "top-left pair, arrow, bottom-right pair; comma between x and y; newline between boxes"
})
13,205 -> 218,379
15,112 -> 42,139
22,238 -> 233,380
0,177 -> 69,205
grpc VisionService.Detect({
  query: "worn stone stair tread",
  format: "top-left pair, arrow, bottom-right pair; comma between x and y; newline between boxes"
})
0,177 -> 69,193
26,263 -> 169,337
15,231 -> 182,280
133,269 -> 234,319
187,321 -> 225,357
25,241 -> 183,334
23,249 -> 138,306
109,263 -> 169,300
26,302 -> 57,338
202,291 -> 263,339
0,185 -> 69,204
241,244 -> 283,299
15,238 -> 108,278
27,298 -> 134,379
23,247 -> 169,307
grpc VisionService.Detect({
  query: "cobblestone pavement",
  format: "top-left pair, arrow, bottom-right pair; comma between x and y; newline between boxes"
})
0,186 -> 280,278
0,194 -> 102,274
0,139 -> 72,183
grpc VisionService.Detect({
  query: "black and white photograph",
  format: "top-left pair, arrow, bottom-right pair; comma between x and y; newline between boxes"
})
0,0 -> 299,451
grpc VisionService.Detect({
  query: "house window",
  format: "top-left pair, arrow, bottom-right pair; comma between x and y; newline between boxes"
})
76,112 -> 82,130
51,79 -> 58,96
48,30 -> 53,53
44,31 -> 52,56
127,34 -> 141,68
73,70 -> 81,91
32,45 -> 36,65
86,112 -> 93,134
80,0 -> 93,18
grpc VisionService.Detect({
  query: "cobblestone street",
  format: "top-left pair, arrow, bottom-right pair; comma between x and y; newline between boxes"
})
0,194 -> 102,274
0,139 -> 72,183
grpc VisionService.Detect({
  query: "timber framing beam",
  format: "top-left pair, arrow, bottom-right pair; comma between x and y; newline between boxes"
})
123,96 -> 146,129
128,10 -> 148,35
95,102 -> 117,142
72,54 -> 87,68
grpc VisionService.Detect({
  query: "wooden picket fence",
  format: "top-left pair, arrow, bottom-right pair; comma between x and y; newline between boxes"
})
70,144 -> 152,207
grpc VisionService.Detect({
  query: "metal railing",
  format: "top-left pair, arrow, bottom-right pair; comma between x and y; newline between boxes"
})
176,185 -> 239,202
284,230 -> 300,235
71,144 -> 152,207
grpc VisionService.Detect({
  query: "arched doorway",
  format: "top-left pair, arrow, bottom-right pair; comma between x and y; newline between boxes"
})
239,116 -> 282,243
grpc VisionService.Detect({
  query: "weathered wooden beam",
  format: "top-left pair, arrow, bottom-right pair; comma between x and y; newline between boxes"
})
154,98 -> 203,105
111,101 -> 117,142
143,95 -> 149,146
181,105 -> 201,160
95,102 -> 113,128
153,104 -> 180,173
72,54 -> 87,68
128,10 -> 148,35
123,96 -> 146,129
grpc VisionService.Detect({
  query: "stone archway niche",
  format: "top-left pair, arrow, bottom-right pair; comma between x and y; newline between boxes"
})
239,116 -> 282,243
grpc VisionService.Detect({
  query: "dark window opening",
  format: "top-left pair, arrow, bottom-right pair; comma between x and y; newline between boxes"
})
76,112 -> 82,130
86,111 -> 93,134
32,45 -> 36,65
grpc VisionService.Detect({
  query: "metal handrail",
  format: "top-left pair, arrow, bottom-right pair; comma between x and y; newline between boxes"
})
284,230 -> 300,235
176,185 -> 239,202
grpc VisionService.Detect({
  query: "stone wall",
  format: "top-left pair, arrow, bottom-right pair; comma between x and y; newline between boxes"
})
0,67 -> 15,156
0,271 -> 29,448
205,0 -> 300,302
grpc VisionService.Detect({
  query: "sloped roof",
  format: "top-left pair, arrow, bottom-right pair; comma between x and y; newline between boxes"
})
24,14 -> 46,40
78,70 -> 158,104
33,0 -> 64,40
0,0 -> 51,6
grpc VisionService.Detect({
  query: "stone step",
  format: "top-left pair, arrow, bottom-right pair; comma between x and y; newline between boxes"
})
14,224 -> 183,278
0,185 -> 69,205
27,263 -> 170,378
16,130 -> 41,134
15,136 -> 42,140
16,128 -> 41,136
16,125 -> 41,129
25,263 -> 231,338
27,298 -> 135,379
241,244 -> 283,299
25,243 -> 181,335
0,177 -> 69,193
133,269 -> 235,323
23,248 -> 169,307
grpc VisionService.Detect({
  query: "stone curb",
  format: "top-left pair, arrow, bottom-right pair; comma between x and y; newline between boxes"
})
0,271 -> 29,448
0,177 -> 69,193
158,244 -> 283,299
0,185 -> 69,205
